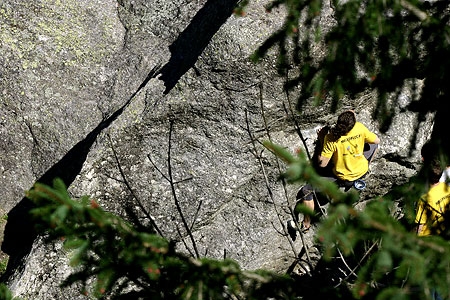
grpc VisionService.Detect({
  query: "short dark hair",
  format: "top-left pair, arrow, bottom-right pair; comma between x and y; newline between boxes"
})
427,158 -> 443,184
421,140 -> 437,163
331,110 -> 356,139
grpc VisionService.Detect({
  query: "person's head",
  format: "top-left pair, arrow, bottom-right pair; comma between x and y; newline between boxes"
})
421,140 -> 436,163
331,110 -> 356,139
426,158 -> 443,184
421,139 -> 449,167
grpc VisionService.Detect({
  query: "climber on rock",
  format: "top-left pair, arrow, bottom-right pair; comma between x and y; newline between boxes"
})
289,110 -> 380,234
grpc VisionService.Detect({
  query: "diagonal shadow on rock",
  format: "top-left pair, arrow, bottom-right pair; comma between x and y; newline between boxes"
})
158,0 -> 239,94
0,66 -> 160,282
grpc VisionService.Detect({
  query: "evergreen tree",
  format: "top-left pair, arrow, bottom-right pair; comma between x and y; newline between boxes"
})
245,0 -> 450,299
244,0 -> 450,157
4,1 -> 450,299
23,179 -> 297,299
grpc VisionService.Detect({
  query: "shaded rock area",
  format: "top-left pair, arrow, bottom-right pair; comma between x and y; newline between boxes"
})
0,0 -> 434,298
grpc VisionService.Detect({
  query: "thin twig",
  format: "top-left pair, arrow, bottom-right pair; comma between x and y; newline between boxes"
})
147,155 -> 170,182
270,220 -> 288,237
245,109 -> 300,259
145,123 -> 199,258
190,200 -> 203,232
400,0 -> 428,21
259,83 -> 313,266
102,172 -> 126,184
176,224 -> 195,258
336,248 -> 357,279
282,79 -> 312,161
107,134 -> 164,237
167,119 -> 200,258
334,240 -> 379,287
283,71 -> 327,218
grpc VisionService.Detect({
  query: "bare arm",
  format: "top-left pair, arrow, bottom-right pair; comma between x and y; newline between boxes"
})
416,224 -> 424,235
318,155 -> 331,168
316,126 -> 331,168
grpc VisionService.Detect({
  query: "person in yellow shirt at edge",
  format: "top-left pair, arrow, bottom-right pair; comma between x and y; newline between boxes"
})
294,110 -> 381,232
414,158 -> 449,300
415,159 -> 450,237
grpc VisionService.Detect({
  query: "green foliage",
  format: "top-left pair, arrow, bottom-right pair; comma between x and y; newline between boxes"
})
26,179 -> 297,299
0,284 -> 21,300
0,217 -> 8,279
0,284 -> 12,300
0,258 -> 8,280
250,0 -> 450,140
6,2 -> 450,299
252,1 -> 450,298
268,142 -> 450,299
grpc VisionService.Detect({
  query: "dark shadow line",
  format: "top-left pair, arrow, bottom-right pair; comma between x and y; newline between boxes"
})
1,65 -> 160,282
158,0 -> 240,94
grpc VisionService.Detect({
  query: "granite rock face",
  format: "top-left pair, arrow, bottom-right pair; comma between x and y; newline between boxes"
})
0,0 -> 433,298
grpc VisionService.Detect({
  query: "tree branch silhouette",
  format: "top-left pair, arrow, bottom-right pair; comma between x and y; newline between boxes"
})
256,83 -> 313,268
147,119 -> 199,258
107,133 -> 164,237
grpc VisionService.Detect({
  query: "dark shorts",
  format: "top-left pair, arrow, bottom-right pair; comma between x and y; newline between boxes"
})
298,143 -> 378,201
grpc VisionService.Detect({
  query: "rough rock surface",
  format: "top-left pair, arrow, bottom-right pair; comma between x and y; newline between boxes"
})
0,0 -> 434,298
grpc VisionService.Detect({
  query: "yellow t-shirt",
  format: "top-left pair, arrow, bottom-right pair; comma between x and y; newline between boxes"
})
415,182 -> 450,236
321,122 -> 378,181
